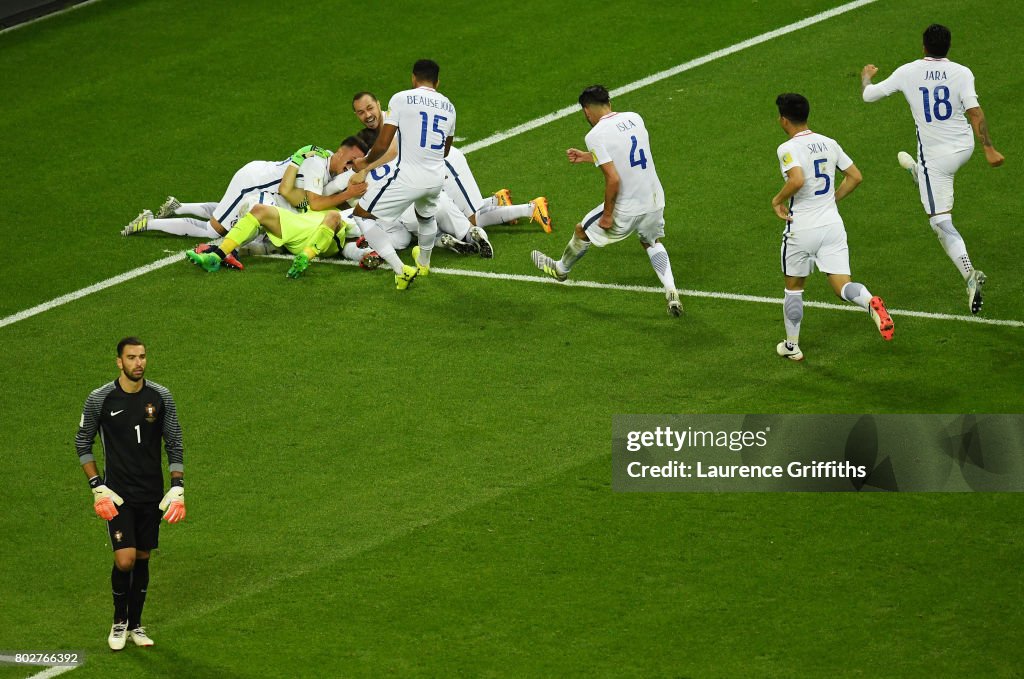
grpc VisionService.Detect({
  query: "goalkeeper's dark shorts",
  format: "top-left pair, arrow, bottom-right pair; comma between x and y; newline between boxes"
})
107,503 -> 162,552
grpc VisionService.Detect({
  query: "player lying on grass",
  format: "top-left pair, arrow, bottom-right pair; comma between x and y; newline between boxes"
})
771,93 -> 894,362
185,195 -> 367,279
179,142 -> 378,271
532,85 -> 682,316
281,146 -> 496,259
122,144 -> 331,239
354,91 -> 552,232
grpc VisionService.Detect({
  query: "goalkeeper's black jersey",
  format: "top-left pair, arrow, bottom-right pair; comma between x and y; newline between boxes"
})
75,379 -> 184,505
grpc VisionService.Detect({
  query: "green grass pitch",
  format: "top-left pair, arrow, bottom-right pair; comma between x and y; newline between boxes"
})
0,0 -> 1022,676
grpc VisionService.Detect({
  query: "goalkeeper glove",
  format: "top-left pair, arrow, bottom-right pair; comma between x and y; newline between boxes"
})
159,482 -> 186,523
289,144 -> 331,167
89,476 -> 123,521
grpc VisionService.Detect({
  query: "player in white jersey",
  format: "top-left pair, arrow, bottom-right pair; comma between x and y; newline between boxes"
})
280,139 -> 494,260
771,94 -> 894,362
862,23 -> 1005,314
352,91 -> 552,233
531,85 -> 681,316
350,60 -> 456,290
121,154 -> 313,241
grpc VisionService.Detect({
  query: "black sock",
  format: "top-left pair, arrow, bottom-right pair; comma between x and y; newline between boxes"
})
211,246 -> 227,260
127,558 -> 150,629
112,564 -> 131,623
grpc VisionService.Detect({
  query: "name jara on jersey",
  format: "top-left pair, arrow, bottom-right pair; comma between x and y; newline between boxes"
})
925,70 -> 948,81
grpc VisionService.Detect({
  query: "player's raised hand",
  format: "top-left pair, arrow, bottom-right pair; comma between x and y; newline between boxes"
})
566,148 -> 590,164
159,486 -> 186,523
91,484 -> 124,521
985,146 -> 1005,167
861,64 -> 879,83
290,145 -> 330,167
348,181 -> 369,198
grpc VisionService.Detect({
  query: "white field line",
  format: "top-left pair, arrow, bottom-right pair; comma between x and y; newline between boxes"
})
0,655 -> 77,678
0,253 -> 183,330
0,0 -> 105,35
24,666 -> 76,679
261,254 -> 1024,328
460,0 -> 879,153
0,0 -> 887,334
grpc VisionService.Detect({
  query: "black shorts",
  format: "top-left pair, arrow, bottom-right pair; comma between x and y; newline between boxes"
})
107,503 -> 162,552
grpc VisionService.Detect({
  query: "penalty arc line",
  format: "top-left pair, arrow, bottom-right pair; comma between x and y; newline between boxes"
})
261,254 -> 1024,328
2,0 -> 878,334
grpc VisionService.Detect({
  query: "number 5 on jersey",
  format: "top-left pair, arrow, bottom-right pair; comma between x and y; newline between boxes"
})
813,158 -> 831,195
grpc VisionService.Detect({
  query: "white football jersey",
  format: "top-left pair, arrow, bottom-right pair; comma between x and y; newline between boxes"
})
776,130 -> 852,231
296,155 -> 332,195
585,111 -> 665,217
863,58 -> 979,157
384,86 -> 456,188
324,163 -> 397,208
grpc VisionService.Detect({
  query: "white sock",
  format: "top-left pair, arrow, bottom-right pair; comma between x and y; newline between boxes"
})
417,216 -> 437,267
177,202 -> 217,218
558,234 -> 590,273
356,217 -> 404,273
148,217 -> 219,238
929,214 -> 973,280
840,281 -> 872,310
475,203 -> 533,227
341,242 -> 372,262
784,289 -> 803,345
646,242 -> 677,292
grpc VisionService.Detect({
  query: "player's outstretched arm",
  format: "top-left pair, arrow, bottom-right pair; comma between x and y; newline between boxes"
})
834,163 -> 863,202
966,107 -> 1005,167
306,182 -> 368,212
567,148 -> 595,164
355,125 -> 397,171
860,64 -> 896,102
772,167 -> 804,220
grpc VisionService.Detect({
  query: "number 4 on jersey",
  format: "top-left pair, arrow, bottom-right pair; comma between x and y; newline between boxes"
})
629,135 -> 648,169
